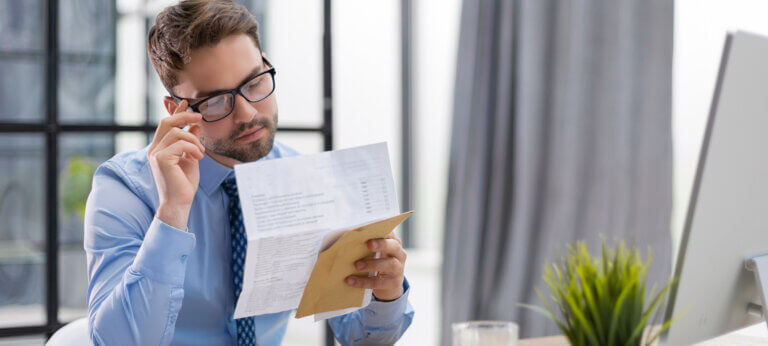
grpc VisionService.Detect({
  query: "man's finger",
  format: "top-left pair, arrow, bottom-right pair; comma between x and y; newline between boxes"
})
158,127 -> 204,152
345,275 -> 400,290
155,140 -> 205,163
367,238 -> 407,262
151,114 -> 203,149
386,232 -> 402,246
173,99 -> 188,115
151,101 -> 201,146
354,257 -> 402,275
188,123 -> 202,139
168,100 -> 201,127
161,112 -> 202,130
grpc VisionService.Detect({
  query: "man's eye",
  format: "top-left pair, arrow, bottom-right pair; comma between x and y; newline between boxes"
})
208,97 -> 224,107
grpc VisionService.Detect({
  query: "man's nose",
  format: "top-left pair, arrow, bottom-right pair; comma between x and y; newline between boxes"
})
231,93 -> 257,123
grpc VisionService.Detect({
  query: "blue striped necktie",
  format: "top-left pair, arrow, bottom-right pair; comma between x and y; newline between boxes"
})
222,177 -> 257,346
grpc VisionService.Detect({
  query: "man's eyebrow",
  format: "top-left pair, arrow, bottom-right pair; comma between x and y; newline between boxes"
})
193,65 -> 263,100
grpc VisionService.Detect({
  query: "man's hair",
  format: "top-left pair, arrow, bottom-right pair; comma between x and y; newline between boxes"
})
147,0 -> 262,91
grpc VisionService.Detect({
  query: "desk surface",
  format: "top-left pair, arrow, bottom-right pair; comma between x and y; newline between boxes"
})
518,322 -> 768,346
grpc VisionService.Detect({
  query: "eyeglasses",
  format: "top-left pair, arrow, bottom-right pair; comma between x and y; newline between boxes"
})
171,57 -> 276,122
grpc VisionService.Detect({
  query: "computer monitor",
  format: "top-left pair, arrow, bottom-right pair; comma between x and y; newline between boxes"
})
662,31 -> 768,345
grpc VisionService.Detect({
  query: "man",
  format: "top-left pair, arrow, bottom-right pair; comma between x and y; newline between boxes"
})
84,1 -> 413,344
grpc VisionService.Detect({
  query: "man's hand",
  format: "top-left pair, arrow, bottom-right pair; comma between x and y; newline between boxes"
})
148,99 -> 205,230
346,232 -> 407,301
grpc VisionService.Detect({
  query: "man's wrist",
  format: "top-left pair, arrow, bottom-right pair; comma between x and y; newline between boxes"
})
372,286 -> 404,302
156,203 -> 192,230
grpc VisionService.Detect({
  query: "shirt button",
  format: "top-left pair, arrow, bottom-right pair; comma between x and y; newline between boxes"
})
181,255 -> 187,261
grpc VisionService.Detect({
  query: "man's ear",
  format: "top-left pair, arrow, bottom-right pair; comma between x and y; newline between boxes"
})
261,51 -> 268,59
163,96 -> 178,115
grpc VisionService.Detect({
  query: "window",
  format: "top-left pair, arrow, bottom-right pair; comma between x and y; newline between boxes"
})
0,0 -> 332,341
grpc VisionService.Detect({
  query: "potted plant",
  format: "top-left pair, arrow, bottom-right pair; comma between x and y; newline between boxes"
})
521,240 -> 679,346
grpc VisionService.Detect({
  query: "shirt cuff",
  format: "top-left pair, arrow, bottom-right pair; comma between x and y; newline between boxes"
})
131,217 -> 196,285
363,278 -> 411,327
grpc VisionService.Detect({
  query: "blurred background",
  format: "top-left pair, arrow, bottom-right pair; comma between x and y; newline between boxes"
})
0,0 -> 767,345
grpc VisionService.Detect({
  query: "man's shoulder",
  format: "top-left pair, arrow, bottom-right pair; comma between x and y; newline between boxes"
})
97,145 -> 151,178
92,145 -> 156,204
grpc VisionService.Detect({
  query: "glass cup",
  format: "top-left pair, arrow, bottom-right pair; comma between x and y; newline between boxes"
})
452,321 -> 519,346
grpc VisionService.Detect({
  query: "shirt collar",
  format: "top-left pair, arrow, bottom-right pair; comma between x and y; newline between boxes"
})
198,146 -> 281,196
198,154 -> 233,196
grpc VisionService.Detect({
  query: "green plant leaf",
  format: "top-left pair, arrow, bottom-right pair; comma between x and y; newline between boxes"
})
576,263 -> 604,342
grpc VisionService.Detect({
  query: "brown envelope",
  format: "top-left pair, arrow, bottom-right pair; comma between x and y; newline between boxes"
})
295,211 -> 413,318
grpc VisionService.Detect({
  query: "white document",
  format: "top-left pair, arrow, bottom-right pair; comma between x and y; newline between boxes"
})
232,142 -> 399,319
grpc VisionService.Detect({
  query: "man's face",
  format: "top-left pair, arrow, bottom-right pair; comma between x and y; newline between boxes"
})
167,34 -> 278,163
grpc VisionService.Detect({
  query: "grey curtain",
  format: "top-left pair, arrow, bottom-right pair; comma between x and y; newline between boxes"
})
441,0 -> 674,342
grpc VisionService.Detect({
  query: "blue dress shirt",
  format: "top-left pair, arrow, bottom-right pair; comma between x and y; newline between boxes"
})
84,140 -> 414,345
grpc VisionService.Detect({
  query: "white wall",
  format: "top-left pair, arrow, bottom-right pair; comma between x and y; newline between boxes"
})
413,0 -> 460,253
672,0 -> 768,256
264,0 -> 323,128
332,0 -> 402,182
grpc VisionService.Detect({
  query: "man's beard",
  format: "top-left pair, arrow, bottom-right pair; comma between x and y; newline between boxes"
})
205,113 -> 278,163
